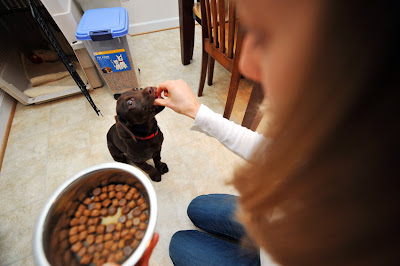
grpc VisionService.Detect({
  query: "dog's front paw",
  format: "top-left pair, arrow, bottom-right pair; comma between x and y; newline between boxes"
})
157,162 -> 169,174
150,171 -> 162,182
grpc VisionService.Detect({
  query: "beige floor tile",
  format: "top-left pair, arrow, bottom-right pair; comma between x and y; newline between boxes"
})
88,113 -> 115,147
86,86 -> 116,119
91,142 -> 114,165
8,256 -> 35,266
8,104 -> 50,142
50,94 -> 87,129
48,120 -> 90,156
149,252 -> 174,266
149,235 -> 167,263
0,159 -> 46,215
164,112 -> 205,147
151,148 -> 192,196
14,101 -> 52,120
0,201 -> 43,265
46,147 -> 92,197
1,133 -> 48,175
156,183 -> 198,252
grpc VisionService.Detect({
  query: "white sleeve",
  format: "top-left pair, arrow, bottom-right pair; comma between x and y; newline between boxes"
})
191,104 -> 267,161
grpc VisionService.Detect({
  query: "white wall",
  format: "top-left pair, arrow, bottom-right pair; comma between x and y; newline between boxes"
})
121,0 -> 179,35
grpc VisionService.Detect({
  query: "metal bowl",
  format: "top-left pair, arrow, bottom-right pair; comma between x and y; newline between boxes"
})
33,162 -> 157,265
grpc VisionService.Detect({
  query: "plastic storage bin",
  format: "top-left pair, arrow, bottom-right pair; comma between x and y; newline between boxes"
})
76,7 -> 139,93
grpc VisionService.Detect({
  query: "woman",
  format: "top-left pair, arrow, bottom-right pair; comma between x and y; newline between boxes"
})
154,0 -> 400,265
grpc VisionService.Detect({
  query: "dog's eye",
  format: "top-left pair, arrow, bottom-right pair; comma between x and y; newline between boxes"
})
127,100 -> 134,106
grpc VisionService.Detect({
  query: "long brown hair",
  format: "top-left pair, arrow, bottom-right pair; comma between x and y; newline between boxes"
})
233,1 -> 400,265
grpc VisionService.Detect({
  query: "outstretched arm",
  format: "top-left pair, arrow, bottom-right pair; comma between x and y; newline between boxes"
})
155,80 -> 267,161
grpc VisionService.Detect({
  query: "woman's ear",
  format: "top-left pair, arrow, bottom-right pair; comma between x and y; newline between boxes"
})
115,115 -> 135,140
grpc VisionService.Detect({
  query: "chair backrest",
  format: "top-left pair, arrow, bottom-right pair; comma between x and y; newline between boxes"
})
200,0 -> 238,59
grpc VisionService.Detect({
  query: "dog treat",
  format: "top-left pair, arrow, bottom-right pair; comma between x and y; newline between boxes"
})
111,242 -> 119,252
104,233 -> 113,241
132,209 -> 141,217
69,234 -> 79,244
102,198 -> 111,208
139,212 -> 147,222
68,184 -> 149,264
83,197 -> 92,205
116,191 -> 125,200
87,203 -> 95,211
125,219 -> 133,228
139,203 -> 148,211
129,227 -> 137,235
109,207 -> 117,216
99,193 -> 108,201
112,198 -> 119,207
119,215 -> 127,224
109,191 -> 116,199
128,200 -> 136,209
106,223 -> 115,233
93,188 -> 101,196
121,205 -> 130,215
100,208 -> 108,217
113,231 -> 121,241
69,226 -> 79,236
80,254 -> 93,265
137,197 -> 145,205
86,234 -> 95,245
71,241 -> 83,253
75,210 -> 82,218
119,198 -> 127,207
133,218 -> 140,226
91,209 -> 100,217
79,230 -> 88,241
116,223 -> 124,231
135,230 -> 144,240
133,192 -> 141,200
77,246 -> 87,258
87,244 -> 95,254
122,184 -> 130,193
139,223 -> 147,230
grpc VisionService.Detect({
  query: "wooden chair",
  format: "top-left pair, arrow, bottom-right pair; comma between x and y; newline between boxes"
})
198,0 -> 243,119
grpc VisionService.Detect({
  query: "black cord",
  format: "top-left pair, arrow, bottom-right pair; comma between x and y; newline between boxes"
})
28,0 -> 102,116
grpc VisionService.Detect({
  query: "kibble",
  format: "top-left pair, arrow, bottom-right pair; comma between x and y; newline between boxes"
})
68,184 -> 149,264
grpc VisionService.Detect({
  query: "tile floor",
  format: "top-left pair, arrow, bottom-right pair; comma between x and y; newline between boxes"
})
0,26 -> 267,265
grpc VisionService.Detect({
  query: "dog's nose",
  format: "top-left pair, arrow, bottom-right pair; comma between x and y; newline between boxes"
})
146,87 -> 155,95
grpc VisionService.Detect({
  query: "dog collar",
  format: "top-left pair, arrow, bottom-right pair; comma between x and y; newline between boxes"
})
133,129 -> 159,141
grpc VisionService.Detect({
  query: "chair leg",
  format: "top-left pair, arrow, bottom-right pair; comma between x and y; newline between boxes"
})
223,68 -> 241,119
207,57 -> 215,86
198,49 -> 208,97
178,0 -> 195,65
242,83 -> 264,130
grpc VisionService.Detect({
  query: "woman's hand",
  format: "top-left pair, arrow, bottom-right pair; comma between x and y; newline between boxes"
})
154,80 -> 201,119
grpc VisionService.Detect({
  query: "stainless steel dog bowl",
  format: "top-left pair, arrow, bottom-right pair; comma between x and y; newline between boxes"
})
33,162 -> 157,265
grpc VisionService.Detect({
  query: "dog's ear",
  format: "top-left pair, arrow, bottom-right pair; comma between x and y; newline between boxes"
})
115,115 -> 136,141
114,94 -> 121,100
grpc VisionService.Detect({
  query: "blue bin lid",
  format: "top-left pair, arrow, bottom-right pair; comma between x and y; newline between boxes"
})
76,7 -> 129,41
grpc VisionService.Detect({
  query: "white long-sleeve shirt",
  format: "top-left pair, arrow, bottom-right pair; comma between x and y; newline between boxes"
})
192,104 -> 278,266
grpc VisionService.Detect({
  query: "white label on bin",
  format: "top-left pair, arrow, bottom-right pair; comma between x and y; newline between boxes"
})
93,49 -> 131,73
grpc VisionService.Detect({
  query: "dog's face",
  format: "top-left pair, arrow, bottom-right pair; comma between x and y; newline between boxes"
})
116,87 -> 164,125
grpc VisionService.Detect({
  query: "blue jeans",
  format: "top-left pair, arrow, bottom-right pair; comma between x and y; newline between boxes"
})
169,194 -> 260,266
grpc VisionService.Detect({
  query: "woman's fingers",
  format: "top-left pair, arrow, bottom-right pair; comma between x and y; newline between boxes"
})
136,233 -> 159,266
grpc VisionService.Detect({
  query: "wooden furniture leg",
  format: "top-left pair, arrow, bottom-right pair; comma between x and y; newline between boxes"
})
242,83 -> 264,131
179,0 -> 195,65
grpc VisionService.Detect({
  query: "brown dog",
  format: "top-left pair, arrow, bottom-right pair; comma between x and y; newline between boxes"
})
107,87 -> 168,182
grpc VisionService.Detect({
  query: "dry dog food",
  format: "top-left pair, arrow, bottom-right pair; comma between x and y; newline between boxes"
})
68,184 -> 149,265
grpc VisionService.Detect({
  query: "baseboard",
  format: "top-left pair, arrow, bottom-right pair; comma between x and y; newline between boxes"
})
0,101 -> 16,172
128,17 -> 179,35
